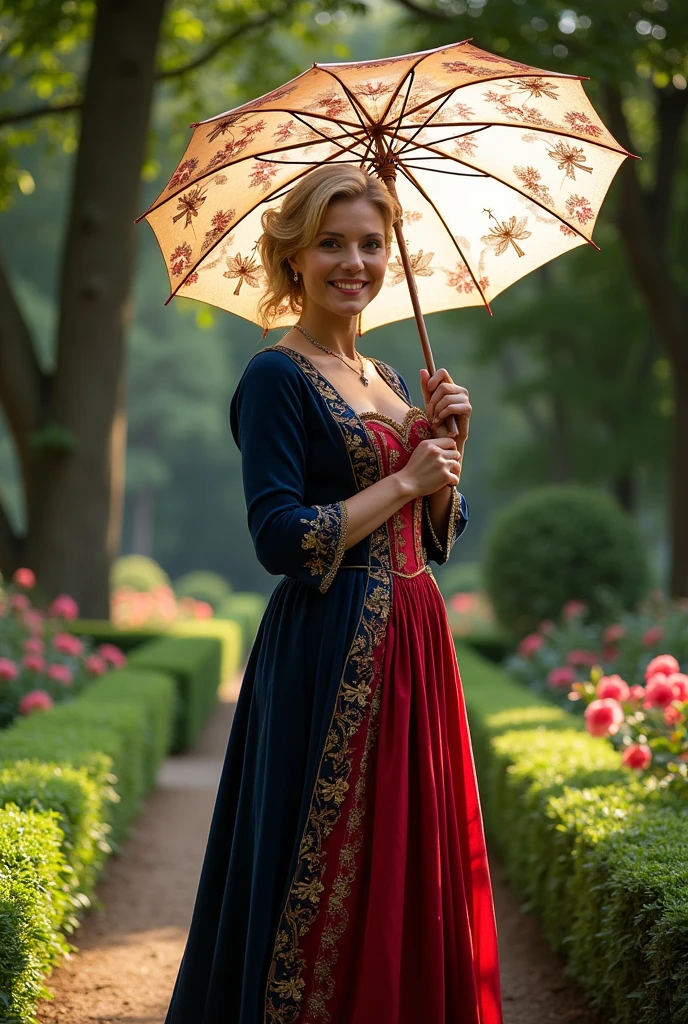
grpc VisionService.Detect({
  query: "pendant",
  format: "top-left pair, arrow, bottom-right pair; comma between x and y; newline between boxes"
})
361,375 -> 369,386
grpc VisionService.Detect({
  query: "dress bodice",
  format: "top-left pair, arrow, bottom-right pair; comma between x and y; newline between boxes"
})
360,407 -> 433,576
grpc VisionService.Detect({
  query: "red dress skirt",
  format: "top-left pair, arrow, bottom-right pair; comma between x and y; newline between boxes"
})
291,412 -> 502,1024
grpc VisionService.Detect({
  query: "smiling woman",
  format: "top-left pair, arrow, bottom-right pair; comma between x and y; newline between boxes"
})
163,166 -> 502,1024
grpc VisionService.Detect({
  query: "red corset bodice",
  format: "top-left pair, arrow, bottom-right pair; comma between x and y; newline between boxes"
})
361,407 -> 433,575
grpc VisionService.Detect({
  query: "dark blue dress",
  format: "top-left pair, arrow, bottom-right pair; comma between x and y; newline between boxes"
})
164,346 -> 502,1024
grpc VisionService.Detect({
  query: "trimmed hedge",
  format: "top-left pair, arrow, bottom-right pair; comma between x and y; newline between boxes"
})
216,591 -> 267,661
71,617 -> 242,683
127,636 -> 222,750
0,668 -> 175,1022
459,643 -> 688,1022
0,804 -> 71,1023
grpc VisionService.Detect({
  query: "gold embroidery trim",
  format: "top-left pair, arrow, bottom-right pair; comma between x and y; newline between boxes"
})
300,502 -> 348,595
424,486 -> 463,561
358,407 -> 426,448
304,680 -> 383,1021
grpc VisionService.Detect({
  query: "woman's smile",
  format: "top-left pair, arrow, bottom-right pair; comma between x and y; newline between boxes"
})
328,279 -> 369,294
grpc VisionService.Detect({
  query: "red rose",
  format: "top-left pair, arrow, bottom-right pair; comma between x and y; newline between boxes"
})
518,633 -> 545,657
547,666 -> 576,689
596,675 -> 630,702
644,654 -> 680,681
584,698 -> 624,737
13,567 -> 36,589
642,626 -> 665,648
668,673 -> 688,702
622,744 -> 652,770
644,676 -> 676,708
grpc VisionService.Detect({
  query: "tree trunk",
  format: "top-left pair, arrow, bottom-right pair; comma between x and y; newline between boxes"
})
25,0 -> 167,615
613,471 -> 635,513
670,359 -> 688,596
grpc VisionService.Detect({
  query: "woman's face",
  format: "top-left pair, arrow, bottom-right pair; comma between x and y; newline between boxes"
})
290,198 -> 390,320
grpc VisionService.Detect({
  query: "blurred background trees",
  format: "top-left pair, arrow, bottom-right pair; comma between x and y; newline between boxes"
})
0,0 -> 686,612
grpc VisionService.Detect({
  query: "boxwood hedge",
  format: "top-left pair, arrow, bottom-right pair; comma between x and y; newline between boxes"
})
459,642 -> 688,1022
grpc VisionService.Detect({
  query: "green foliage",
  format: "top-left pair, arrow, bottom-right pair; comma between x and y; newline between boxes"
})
216,591 -> 267,660
0,803 -> 71,1023
459,643 -> 688,1022
434,560 -> 483,596
173,570 -> 231,609
110,554 -> 170,594
0,666 -> 174,1021
128,635 -> 223,750
483,485 -> 650,634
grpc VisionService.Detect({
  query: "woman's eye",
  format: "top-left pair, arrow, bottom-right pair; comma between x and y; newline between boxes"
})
320,239 -> 338,248
365,240 -> 382,249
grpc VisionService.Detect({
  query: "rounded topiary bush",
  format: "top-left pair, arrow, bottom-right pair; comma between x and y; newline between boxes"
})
483,485 -> 650,636
173,571 -> 232,610
216,592 -> 268,658
111,555 -> 170,594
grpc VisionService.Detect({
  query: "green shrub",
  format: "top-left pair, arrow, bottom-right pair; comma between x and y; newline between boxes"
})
459,643 -> 688,1021
173,571 -> 231,609
434,560 -> 483,596
110,554 -> 170,593
483,485 -> 649,635
215,591 -> 267,660
0,804 -> 71,1022
71,618 -> 241,686
0,668 -> 175,1022
128,636 -> 222,750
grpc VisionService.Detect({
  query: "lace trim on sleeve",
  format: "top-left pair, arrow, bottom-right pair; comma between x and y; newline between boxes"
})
300,501 -> 349,595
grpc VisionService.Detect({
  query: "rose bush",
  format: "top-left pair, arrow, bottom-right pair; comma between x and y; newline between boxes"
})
505,592 -> 688,710
570,654 -> 688,786
0,569 -> 126,728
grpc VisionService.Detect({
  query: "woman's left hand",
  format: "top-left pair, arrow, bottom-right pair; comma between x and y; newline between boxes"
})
420,368 -> 471,445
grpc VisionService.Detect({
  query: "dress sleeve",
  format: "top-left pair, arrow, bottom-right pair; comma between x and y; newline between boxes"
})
229,350 -> 348,595
388,364 -> 469,566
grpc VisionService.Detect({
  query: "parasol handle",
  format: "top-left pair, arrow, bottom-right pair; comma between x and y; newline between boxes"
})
376,157 -> 459,438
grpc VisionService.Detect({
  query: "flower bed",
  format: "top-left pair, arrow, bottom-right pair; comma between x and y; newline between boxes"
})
0,570 -> 127,729
459,642 -> 688,1022
506,595 -> 688,709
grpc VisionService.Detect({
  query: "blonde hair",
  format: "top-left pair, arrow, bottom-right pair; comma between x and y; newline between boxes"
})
257,165 -> 400,328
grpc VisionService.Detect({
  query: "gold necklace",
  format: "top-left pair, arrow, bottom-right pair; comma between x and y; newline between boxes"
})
293,324 -> 369,386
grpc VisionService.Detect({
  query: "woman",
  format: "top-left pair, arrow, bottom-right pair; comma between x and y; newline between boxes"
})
164,165 -> 503,1024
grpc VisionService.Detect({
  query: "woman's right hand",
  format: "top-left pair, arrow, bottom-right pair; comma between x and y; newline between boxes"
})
399,437 -> 461,498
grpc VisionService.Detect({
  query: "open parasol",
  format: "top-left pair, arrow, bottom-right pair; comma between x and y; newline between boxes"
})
137,38 -> 634,378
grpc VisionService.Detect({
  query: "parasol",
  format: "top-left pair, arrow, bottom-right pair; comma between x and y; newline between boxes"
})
137,38 -> 634,379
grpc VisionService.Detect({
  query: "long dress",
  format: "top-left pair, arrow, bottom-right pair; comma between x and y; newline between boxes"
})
164,345 -> 503,1024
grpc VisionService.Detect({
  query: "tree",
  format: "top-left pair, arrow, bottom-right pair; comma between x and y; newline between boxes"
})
390,0 -> 688,594
0,0 -> 365,614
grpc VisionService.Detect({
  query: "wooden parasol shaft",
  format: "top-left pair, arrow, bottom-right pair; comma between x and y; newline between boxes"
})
375,152 -> 458,437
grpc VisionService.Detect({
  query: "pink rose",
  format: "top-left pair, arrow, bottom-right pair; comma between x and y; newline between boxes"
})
644,654 -> 680,681
629,685 -> 646,702
46,663 -> 73,686
538,619 -> 556,635
23,609 -> 44,634
563,599 -> 588,622
450,593 -> 475,613
19,689 -> 53,714
98,643 -> 127,668
48,594 -> 79,620
603,624 -> 627,645
10,593 -> 30,612
642,626 -> 665,648
13,567 -> 36,589
0,658 -> 19,682
24,637 -> 44,654
193,601 -> 213,620
52,633 -> 84,657
664,704 -> 684,727
668,673 -> 688,703
603,646 -> 619,662
566,649 -> 600,668
596,674 -> 630,702
517,633 -> 545,657
84,654 -> 108,676
644,676 -> 676,708
584,698 -> 625,737
23,654 -> 46,673
547,666 -> 576,689
622,744 -> 652,770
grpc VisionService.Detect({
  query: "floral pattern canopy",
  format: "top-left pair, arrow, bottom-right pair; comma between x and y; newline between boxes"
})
137,38 -> 633,334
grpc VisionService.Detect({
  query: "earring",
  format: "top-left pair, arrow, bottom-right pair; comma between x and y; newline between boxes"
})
293,270 -> 299,282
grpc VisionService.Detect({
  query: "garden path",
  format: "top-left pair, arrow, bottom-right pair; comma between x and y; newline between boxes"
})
37,671 -> 604,1024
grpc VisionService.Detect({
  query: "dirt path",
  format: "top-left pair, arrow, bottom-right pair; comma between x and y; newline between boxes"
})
37,675 -> 604,1024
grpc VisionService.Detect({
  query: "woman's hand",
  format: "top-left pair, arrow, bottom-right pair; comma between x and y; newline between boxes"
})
420,368 -> 471,444
398,437 -> 461,499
